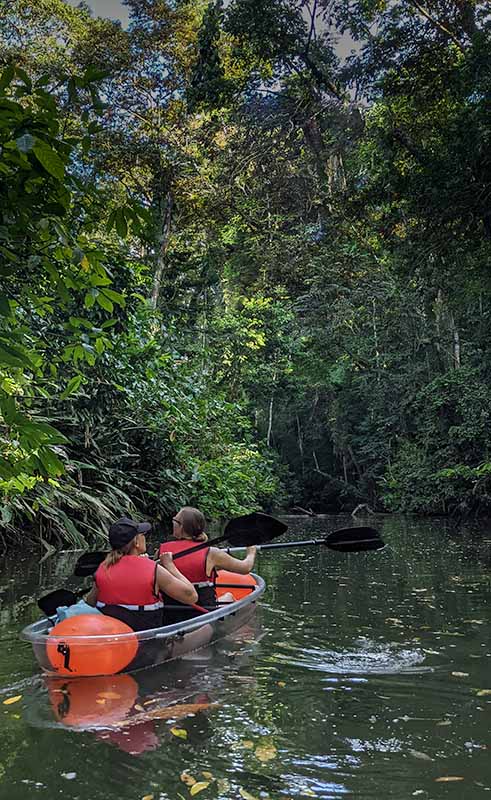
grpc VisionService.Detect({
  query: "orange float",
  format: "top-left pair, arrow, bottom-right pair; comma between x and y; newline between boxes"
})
215,570 -> 257,600
46,673 -> 138,728
46,615 -> 138,677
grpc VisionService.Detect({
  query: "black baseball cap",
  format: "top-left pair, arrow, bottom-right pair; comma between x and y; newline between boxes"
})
109,517 -> 152,550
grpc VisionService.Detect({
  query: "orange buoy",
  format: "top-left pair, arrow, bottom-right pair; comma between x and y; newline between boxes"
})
46,673 -> 138,728
215,570 -> 256,600
46,615 -> 138,677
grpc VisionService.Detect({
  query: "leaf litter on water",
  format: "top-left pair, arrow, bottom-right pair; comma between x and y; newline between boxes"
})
3,695 -> 22,705
190,782 -> 210,795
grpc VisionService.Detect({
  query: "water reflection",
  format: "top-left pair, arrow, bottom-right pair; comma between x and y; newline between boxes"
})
1,516 -> 490,800
22,623 -> 262,760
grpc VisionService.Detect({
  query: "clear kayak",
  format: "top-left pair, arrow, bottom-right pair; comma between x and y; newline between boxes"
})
20,573 -> 265,677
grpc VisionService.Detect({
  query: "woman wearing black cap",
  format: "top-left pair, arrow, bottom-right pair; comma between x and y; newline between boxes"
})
88,517 -> 198,631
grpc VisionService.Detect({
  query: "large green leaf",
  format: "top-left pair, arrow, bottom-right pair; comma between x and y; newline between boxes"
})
32,139 -> 65,180
60,374 -> 84,399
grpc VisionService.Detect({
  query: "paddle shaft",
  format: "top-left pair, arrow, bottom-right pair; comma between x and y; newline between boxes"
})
226,535 -> 382,553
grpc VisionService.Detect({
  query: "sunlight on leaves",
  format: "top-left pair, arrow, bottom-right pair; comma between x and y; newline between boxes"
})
180,772 -> 196,786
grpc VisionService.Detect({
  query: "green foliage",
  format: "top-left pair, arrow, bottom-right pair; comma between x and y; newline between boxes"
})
2,0 -> 491,546
0,65 -> 124,519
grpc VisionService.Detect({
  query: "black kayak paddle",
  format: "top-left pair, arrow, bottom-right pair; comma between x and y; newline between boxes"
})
73,511 -> 288,577
225,526 -> 384,554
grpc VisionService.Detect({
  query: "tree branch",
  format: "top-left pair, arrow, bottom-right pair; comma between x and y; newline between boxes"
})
406,0 -> 465,52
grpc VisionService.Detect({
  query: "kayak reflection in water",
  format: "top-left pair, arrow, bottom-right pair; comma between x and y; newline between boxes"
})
45,671 -> 216,755
159,507 -> 257,609
85,517 -> 198,631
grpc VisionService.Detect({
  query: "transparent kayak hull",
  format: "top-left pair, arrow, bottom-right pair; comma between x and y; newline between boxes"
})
20,574 -> 265,677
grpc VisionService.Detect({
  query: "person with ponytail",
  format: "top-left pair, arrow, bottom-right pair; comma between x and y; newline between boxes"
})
89,517 -> 198,631
159,507 -> 256,608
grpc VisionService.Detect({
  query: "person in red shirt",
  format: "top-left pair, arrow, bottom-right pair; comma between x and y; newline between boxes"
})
159,507 -> 256,608
87,517 -> 198,631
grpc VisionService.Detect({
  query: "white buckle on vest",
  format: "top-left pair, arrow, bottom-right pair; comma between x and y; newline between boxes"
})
97,601 -> 164,612
193,581 -> 215,588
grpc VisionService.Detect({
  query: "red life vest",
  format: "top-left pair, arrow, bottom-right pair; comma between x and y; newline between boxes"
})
95,555 -> 161,608
159,540 -> 216,587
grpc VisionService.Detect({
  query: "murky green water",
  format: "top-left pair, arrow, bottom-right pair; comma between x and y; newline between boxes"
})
0,515 -> 490,799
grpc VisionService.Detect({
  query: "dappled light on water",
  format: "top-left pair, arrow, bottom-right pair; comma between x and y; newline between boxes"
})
269,637 -> 430,675
0,516 -> 490,799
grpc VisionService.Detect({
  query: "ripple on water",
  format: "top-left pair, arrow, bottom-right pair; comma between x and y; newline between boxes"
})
269,637 -> 431,675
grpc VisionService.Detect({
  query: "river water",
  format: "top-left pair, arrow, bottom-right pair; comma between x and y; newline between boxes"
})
0,515 -> 489,800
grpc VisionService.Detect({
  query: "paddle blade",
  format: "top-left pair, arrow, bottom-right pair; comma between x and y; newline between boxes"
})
224,512 -> 288,547
73,550 -> 108,577
38,589 -> 78,618
323,526 -> 384,553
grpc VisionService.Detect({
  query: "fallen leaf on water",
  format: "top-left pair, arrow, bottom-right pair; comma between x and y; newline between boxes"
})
451,672 -> 469,678
435,777 -> 464,782
190,782 -> 209,795
237,740 -> 254,749
170,727 -> 188,739
409,749 -> 433,762
3,695 -> 22,705
239,789 -> 260,800
201,772 -> 214,780
141,795 -> 154,800
277,681 -> 286,687
97,692 -> 121,700
476,689 -> 491,696
255,743 -> 277,762
180,772 -> 196,786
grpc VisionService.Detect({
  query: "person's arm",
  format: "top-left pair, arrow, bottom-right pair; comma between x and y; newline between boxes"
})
84,582 -> 98,607
157,554 -> 198,604
208,545 -> 256,574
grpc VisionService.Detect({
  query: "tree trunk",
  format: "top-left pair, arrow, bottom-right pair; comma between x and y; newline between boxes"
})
267,394 -> 274,446
150,191 -> 173,309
